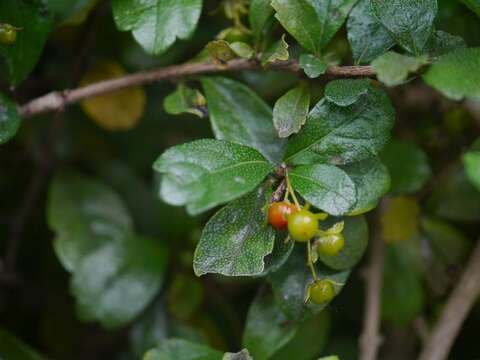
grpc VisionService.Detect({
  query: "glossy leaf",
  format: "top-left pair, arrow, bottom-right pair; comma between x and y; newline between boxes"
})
273,84 -> 310,138
380,139 -> 432,194
229,42 -> 255,59
193,188 -> 275,276
372,52 -> 428,87
249,0 -> 274,43
144,339 -> 223,360
423,47 -> 480,100
242,290 -> 298,360
271,0 -> 357,54
0,93 -> 21,145
72,233 -> 168,329
112,0 -> 202,55
371,0 -> 438,54
268,247 -> 350,322
347,0 -> 395,64
0,327 -> 45,360
153,139 -> 273,215
427,165 -> 480,222
317,216 -> 369,270
289,165 -> 356,216
342,157 -> 390,215
80,60 -> 146,130
0,0 -> 53,85
285,84 -> 395,166
201,77 -> 286,164
299,53 -> 328,78
260,34 -> 289,66
324,79 -> 370,107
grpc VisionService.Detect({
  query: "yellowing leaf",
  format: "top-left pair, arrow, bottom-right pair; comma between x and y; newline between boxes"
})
381,196 -> 420,243
80,60 -> 146,130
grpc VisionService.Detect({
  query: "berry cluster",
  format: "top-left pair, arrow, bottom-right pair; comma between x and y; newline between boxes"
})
267,187 -> 346,305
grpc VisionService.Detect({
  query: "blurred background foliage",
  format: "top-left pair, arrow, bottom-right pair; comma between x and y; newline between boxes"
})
1,0 -> 480,359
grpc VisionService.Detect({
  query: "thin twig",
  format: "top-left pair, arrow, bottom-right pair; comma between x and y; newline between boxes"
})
19,59 -> 374,118
359,213 -> 385,360
418,239 -> 480,360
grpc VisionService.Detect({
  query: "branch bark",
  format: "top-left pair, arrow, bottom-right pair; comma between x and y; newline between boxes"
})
19,58 -> 373,119
359,216 -> 385,360
418,239 -> 480,360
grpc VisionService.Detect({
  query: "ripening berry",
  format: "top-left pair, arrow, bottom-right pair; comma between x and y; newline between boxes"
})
287,209 -> 318,242
268,201 -> 296,230
308,280 -> 335,304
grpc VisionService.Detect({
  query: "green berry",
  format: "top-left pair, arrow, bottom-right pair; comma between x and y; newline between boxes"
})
309,280 -> 335,304
287,209 -> 318,242
317,233 -> 345,256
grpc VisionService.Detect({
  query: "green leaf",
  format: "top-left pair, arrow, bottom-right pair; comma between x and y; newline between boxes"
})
0,327 -> 45,360
261,34 -> 289,66
371,0 -> 438,54
48,172 -> 168,329
242,290 -> 298,360
271,0 -> 357,54
461,0 -> 480,16
324,79 -> 370,107
427,165 -> 480,222
382,243 -> 425,327
229,42 -> 254,59
112,0 -> 202,55
289,164 -> 356,216
372,51 -> 428,87
268,247 -> 350,322
342,158 -> 390,215
299,54 -> 328,78
206,40 -> 237,64
144,339 -> 223,360
347,0 -> 395,64
193,188 -> 275,276
464,146 -> 480,191
249,0 -> 274,43
319,357 -> 340,360
153,139 -> 273,215
317,216 -> 369,270
48,172 -> 133,272
423,30 -> 467,58
261,231 -> 294,276
164,83 -> 206,118
72,233 -> 168,329
274,311 -> 330,360
423,47 -> 480,100
201,77 -> 286,164
273,84 -> 310,138
380,139 -> 431,194
0,0 -> 53,85
285,83 -> 395,166
0,93 -> 21,144
421,217 -> 470,266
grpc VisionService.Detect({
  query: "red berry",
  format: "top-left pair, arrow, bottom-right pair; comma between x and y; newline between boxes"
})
268,202 -> 296,230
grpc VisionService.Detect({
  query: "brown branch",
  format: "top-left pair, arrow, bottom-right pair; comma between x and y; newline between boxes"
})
359,213 -> 385,360
418,239 -> 480,360
19,58 -> 374,119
